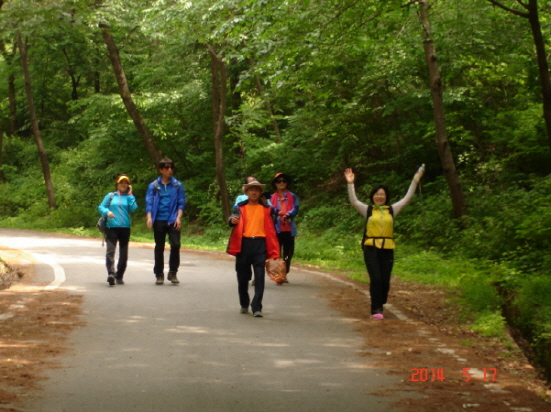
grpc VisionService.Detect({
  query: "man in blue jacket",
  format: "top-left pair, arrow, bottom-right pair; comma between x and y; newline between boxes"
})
146,158 -> 186,285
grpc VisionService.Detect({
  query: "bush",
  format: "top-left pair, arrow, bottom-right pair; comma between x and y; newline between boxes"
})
470,311 -> 507,338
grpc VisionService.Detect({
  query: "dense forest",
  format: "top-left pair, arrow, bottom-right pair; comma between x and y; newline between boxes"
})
1,0 -> 551,382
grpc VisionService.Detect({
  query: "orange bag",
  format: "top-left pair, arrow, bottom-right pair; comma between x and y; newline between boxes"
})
265,258 -> 287,285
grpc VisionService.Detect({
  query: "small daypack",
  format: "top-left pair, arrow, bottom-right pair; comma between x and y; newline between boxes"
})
153,179 -> 179,194
96,192 -> 115,243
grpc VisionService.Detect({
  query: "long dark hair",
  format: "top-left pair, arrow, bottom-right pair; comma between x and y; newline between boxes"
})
369,185 -> 390,205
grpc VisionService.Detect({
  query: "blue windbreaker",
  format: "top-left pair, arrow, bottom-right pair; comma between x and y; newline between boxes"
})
145,176 -> 186,225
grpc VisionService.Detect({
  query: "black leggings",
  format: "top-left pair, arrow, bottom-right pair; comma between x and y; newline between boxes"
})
363,246 -> 394,315
277,231 -> 295,274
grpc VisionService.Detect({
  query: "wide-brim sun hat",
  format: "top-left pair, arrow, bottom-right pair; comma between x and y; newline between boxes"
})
242,181 -> 265,193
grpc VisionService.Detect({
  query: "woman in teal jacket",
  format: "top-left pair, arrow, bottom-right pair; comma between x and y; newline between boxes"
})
98,174 -> 138,286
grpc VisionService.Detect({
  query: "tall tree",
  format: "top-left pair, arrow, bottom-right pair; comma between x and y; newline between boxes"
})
248,57 -> 282,143
208,45 -> 231,221
417,0 -> 467,218
0,17 -> 16,136
486,0 -> 551,155
99,22 -> 162,165
0,41 -> 17,135
16,33 -> 56,209
0,1 -> 13,183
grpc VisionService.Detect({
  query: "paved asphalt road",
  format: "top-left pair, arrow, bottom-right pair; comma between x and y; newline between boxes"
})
0,229 -> 407,412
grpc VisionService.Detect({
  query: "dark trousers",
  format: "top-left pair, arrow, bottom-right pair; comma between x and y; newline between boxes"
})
363,246 -> 394,315
105,227 -> 131,278
236,238 -> 267,313
153,220 -> 181,276
277,231 -> 295,274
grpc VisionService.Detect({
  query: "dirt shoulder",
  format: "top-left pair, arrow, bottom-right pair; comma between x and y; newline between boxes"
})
0,245 -> 550,412
0,247 -> 84,412
319,269 -> 551,411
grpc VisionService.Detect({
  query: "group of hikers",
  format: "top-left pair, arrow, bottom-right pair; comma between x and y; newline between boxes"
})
97,158 -> 186,287
98,157 -> 424,320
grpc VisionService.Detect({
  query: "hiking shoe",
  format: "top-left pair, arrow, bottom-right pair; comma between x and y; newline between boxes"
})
372,313 -> 384,320
253,311 -> 263,318
107,274 -> 115,286
167,271 -> 180,284
115,278 -> 124,285
240,307 -> 249,314
155,275 -> 164,285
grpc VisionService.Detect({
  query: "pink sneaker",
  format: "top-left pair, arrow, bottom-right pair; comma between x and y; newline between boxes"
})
372,313 -> 384,320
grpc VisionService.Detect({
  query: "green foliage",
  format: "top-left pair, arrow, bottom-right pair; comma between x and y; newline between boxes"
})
397,187 -> 462,253
508,275 -> 551,376
182,226 -> 232,251
459,273 -> 502,313
294,229 -> 366,278
393,248 -> 472,287
470,312 -> 507,339
299,204 -> 359,234
513,276 -> 551,327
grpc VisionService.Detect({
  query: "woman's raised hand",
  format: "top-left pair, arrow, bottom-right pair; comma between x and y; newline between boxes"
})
344,168 -> 355,184
413,164 -> 425,184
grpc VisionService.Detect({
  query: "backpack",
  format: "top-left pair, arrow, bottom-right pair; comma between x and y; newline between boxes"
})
96,192 -> 115,242
360,204 -> 394,249
153,179 -> 179,193
151,179 -> 180,216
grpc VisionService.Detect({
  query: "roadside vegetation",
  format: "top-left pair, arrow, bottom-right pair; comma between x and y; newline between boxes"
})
0,0 -> 550,384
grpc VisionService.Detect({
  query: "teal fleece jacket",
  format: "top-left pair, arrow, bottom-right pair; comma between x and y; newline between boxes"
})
98,191 -> 138,228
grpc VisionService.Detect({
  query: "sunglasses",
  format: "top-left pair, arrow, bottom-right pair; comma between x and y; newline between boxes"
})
275,179 -> 287,183
161,165 -> 174,169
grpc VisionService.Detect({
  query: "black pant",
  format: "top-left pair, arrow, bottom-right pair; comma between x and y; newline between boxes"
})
105,227 -> 131,278
153,220 -> 181,276
236,238 -> 266,313
277,231 -> 295,274
363,246 -> 394,315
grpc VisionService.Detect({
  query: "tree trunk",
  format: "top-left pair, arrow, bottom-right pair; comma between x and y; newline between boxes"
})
486,0 -> 551,155
0,38 -> 15,183
62,48 -> 80,100
100,23 -> 162,165
0,129 -> 4,183
17,33 -> 56,209
418,0 -> 467,219
7,71 -> 16,134
94,57 -> 101,93
228,68 -> 246,158
0,40 -> 17,134
249,58 -> 282,143
209,48 -> 231,222
526,0 -> 551,155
